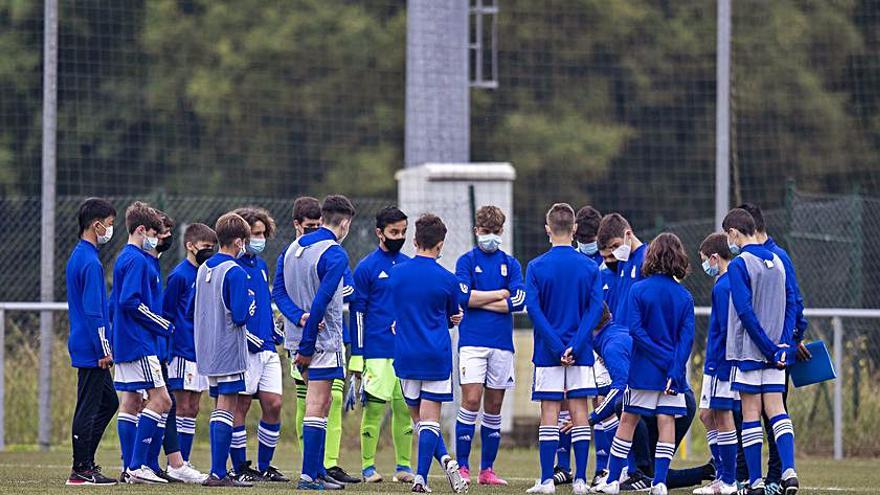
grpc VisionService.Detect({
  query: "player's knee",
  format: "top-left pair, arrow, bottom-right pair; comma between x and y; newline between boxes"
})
461,396 -> 480,412
151,392 -> 172,413
699,408 -> 714,427
262,394 -> 283,417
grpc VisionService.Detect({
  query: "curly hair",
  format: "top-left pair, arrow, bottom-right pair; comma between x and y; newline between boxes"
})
233,206 -> 277,239
642,232 -> 690,280
475,205 -> 506,232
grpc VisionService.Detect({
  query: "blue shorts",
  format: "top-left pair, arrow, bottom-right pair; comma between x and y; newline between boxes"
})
208,373 -> 246,397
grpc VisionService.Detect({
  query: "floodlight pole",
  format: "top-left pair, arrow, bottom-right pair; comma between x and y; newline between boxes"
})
715,0 -> 731,230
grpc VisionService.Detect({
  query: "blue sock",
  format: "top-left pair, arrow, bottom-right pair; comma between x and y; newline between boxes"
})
434,430 -> 450,463
146,413 -> 168,472
117,412 -> 138,470
177,416 -> 196,462
230,425 -> 247,470
571,425 -> 591,482
599,417 -> 619,473
480,413 -> 502,470
707,429 -> 720,478
627,450 -> 637,476
318,426 -> 327,476
258,421 -> 281,472
556,410 -> 571,470
418,422 -> 441,480
210,409 -> 234,478
653,442 -> 675,485
741,420 -> 764,485
770,414 -> 796,476
593,423 -> 608,475
718,430 -> 738,485
455,408 -> 478,469
538,425 -> 560,483
130,409 -> 161,470
301,417 -> 326,482
607,437 -> 632,484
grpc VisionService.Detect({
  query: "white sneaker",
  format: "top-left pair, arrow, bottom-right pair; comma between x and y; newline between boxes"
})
526,479 -> 556,494
412,475 -> 433,493
441,456 -> 467,493
127,467 -> 168,484
694,480 -> 726,494
592,480 -> 620,494
717,481 -> 738,495
573,478 -> 589,495
167,462 -> 209,484
650,482 -> 668,495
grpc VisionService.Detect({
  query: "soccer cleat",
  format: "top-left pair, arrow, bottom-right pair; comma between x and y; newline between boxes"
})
781,475 -> 799,495
295,478 -> 325,490
649,483 -> 668,495
167,462 -> 209,484
394,466 -> 415,483
262,465 -> 290,482
127,467 -> 168,484
234,461 -> 267,482
619,470 -> 652,492
412,475 -> 432,493
152,469 -> 181,483
478,467 -> 508,486
119,471 -> 131,484
526,479 -> 557,494
66,466 -> 118,486
202,474 -> 253,487
441,456 -> 467,493
764,483 -> 782,495
362,466 -> 383,483
694,480 -> 721,495
327,466 -> 360,484
459,466 -> 471,485
736,480 -> 765,495
592,480 -> 620,494
318,474 -> 345,490
573,478 -> 589,495
591,470 -> 609,490
553,466 -> 573,485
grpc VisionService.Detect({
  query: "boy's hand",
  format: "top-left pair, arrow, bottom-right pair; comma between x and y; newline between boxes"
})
664,377 -> 677,395
796,342 -> 812,362
98,354 -> 113,369
294,352 -> 312,368
450,310 -> 464,326
774,344 -> 790,369
299,313 -> 310,327
561,347 -> 575,367
498,289 -> 511,300
559,420 -> 574,434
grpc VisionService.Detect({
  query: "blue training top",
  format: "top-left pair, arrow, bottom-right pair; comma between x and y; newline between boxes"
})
164,259 -> 198,362
238,253 -> 276,353
147,255 -> 169,363
66,240 -> 112,368
607,243 -> 647,324
351,247 -> 411,359
705,272 -> 733,380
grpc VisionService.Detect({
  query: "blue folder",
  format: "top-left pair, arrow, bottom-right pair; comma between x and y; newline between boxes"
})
789,340 -> 836,388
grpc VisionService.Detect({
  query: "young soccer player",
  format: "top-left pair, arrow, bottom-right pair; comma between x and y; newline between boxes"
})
454,205 -> 525,486
722,208 -> 799,495
594,232 -> 695,495
165,223 -> 216,474
110,202 -> 174,484
278,195 -> 355,490
390,213 -> 466,494
525,203 -> 604,495
225,207 -> 289,483
66,198 -> 119,486
194,212 -> 255,487
693,233 -> 738,495
597,213 -> 646,322
349,206 -> 415,483
575,205 -> 604,266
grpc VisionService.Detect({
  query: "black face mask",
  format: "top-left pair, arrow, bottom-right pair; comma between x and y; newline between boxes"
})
195,248 -> 215,266
156,235 -> 173,253
384,237 -> 406,254
604,261 -> 618,273
303,226 -> 320,235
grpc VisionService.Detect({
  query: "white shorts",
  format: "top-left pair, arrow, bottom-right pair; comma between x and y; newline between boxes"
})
208,372 -> 246,397
243,351 -> 283,396
400,376 -> 453,406
731,366 -> 786,394
593,353 -> 612,394
699,374 -> 739,411
292,347 -> 345,382
114,356 -> 165,392
168,356 -> 208,393
459,346 -> 515,389
623,387 -> 687,417
532,365 -> 598,401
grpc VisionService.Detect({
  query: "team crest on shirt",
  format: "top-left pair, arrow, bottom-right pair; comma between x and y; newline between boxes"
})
500,264 -> 508,277
475,265 -> 483,273
378,270 -> 389,279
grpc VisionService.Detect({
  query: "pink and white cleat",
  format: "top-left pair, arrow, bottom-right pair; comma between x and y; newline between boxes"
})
459,466 -> 471,486
478,468 -> 508,486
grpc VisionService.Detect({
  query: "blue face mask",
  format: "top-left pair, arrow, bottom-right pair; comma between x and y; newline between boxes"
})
702,258 -> 719,277
577,241 -> 598,256
728,242 -> 741,256
247,238 -> 266,255
143,235 -> 158,251
477,233 -> 502,253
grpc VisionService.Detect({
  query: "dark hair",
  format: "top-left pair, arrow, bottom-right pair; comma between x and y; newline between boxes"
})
575,205 -> 602,243
292,196 -> 321,223
545,203 -> 575,235
125,201 -> 162,235
642,232 -> 690,279
722,208 -> 756,237
77,197 -> 116,236
376,205 -> 408,230
233,206 -> 277,238
184,223 -> 217,246
475,205 -> 506,232
215,212 -> 251,247
415,213 -> 447,250
699,233 -> 732,260
597,213 -> 632,249
737,203 -> 766,233
321,195 -> 356,227
157,210 -> 175,233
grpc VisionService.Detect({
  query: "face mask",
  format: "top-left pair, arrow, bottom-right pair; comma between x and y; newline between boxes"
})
96,224 -> 113,245
237,240 -> 247,258
156,235 -> 172,253
477,233 -> 502,253
303,226 -> 319,235
612,239 -> 631,262
143,235 -> 158,251
702,258 -> 719,277
195,248 -> 214,266
384,237 -> 405,254
604,261 -> 618,273
577,241 -> 598,256
248,238 -> 266,255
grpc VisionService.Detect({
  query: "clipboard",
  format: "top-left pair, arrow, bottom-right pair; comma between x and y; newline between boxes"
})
789,340 -> 836,388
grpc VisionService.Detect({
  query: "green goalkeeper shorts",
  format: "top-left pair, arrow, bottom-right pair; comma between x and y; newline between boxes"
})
363,358 -> 400,402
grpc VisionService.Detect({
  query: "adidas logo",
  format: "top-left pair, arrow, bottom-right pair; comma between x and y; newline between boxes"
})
143,438 -> 153,444
488,432 -> 501,439
596,449 -> 607,456
458,435 -> 472,441
475,266 -> 483,273
603,284 -> 609,290
378,270 -> 389,279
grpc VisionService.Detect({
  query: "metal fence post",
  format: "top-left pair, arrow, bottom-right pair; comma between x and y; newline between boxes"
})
0,308 -> 5,451
832,316 -> 844,460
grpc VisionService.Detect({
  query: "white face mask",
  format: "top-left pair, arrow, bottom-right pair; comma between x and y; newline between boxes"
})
96,224 -> 113,245
612,233 -> 632,262
143,235 -> 159,251
237,239 -> 247,258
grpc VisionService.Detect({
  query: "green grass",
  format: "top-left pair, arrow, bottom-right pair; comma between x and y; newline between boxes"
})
0,443 -> 876,494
